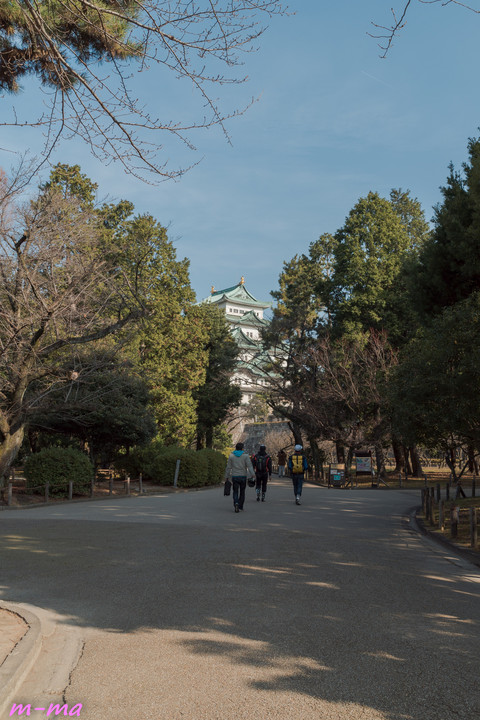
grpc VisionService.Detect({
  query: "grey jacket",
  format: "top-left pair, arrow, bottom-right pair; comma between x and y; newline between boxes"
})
225,451 -> 254,479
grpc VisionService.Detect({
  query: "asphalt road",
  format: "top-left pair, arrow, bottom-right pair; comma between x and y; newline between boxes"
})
1,479 -> 479,720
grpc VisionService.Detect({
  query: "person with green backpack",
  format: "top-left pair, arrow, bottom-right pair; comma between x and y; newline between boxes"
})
288,444 -> 308,505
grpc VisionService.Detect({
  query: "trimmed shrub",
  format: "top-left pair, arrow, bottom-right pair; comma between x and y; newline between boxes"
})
115,443 -> 226,487
114,443 -> 159,479
143,447 -> 207,487
24,447 -> 93,497
197,448 -> 227,485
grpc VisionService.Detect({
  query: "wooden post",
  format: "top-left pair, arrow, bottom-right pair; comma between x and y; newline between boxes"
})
451,506 -> 458,539
173,459 -> 181,488
438,500 -> 444,532
472,474 -> 476,498
436,483 -> 441,502
139,473 -> 143,494
45,481 -> 49,503
68,480 -> 73,501
470,508 -> 478,548
429,493 -> 435,526
446,482 -> 450,500
125,476 -> 130,496
425,489 -> 430,520
109,470 -> 113,496
7,481 -> 12,506
399,472 -> 402,488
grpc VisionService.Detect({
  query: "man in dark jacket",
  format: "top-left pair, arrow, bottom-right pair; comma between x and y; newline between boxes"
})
251,444 -> 272,502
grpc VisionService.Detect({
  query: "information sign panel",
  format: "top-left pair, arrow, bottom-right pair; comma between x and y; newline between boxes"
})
355,455 -> 373,474
329,463 -> 345,487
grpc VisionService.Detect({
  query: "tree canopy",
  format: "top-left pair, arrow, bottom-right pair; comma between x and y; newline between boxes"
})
413,138 -> 480,319
193,305 -> 241,450
267,187 -> 430,471
0,162 -> 228,476
0,164 -> 149,476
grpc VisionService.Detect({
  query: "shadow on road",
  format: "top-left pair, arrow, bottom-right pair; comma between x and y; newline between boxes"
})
1,484 -> 479,720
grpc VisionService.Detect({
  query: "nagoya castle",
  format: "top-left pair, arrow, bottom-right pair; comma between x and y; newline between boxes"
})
201,277 -> 272,405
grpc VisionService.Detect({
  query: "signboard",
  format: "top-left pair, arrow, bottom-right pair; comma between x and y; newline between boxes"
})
355,452 -> 373,476
329,463 -> 345,487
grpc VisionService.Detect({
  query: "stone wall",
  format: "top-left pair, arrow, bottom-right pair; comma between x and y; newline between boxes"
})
240,421 -> 293,456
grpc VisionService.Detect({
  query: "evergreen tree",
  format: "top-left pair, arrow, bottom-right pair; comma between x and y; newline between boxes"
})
194,306 -> 241,449
415,138 -> 480,318
114,213 -> 209,445
389,292 -> 480,476
268,188 -> 430,469
28,353 -> 156,466
331,191 -> 426,345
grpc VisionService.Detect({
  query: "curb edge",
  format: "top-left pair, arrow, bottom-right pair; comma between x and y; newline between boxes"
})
0,603 -> 43,717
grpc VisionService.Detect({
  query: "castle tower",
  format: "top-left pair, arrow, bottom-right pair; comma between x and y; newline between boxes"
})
201,278 -> 272,404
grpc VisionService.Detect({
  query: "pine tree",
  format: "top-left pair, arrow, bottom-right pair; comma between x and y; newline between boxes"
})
415,138 -> 480,318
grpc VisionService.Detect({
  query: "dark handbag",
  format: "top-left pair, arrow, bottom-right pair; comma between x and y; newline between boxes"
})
224,479 -> 232,496
247,478 -> 255,488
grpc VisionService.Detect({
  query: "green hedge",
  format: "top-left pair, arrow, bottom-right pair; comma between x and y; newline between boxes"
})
24,447 -> 93,497
197,448 -> 227,485
116,444 -> 226,487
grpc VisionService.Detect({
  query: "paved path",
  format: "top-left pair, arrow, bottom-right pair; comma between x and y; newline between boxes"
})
1,480 -> 479,720
0,610 -> 27,666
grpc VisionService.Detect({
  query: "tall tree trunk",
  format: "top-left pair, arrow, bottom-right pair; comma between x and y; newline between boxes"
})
196,431 -> 205,451
445,448 -> 457,481
392,435 -> 406,473
205,426 -> 213,449
287,421 -> 303,446
374,442 -> 386,478
468,445 -> 478,474
27,429 -> 39,454
308,437 -> 322,480
336,441 -> 345,464
0,425 -> 25,484
346,445 -> 356,479
409,446 -> 423,477
403,445 -> 413,475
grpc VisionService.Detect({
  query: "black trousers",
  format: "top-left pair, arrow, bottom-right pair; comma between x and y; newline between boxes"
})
232,477 -> 246,509
255,473 -> 268,493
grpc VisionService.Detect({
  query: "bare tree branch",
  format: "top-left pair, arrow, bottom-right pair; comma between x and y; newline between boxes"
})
1,1 -> 287,181
370,0 -> 479,58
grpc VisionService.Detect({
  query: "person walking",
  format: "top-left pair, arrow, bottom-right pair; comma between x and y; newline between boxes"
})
277,449 -> 287,477
252,444 -> 272,502
225,442 -> 255,513
288,444 -> 308,505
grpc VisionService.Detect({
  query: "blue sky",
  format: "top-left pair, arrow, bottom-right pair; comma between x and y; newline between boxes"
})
1,1 -> 480,306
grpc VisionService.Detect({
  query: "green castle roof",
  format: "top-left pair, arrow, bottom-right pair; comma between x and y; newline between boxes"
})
226,310 -> 269,328
201,280 -> 271,309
